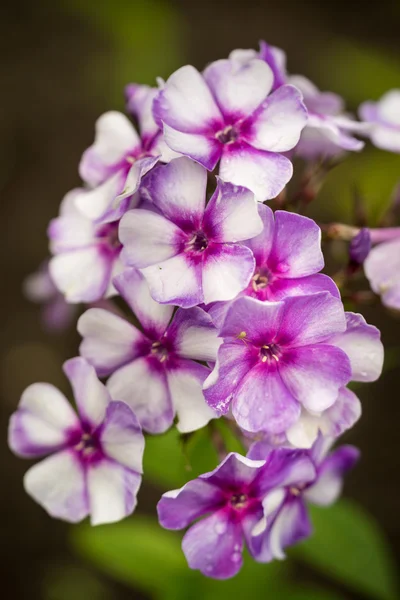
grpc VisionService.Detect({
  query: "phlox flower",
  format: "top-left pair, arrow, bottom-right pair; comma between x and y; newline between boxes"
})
364,229 -> 400,310
157,449 -> 315,579
231,41 -> 365,159
8,357 -> 144,525
153,58 -> 307,200
359,90 -> 400,152
119,157 -> 263,308
78,268 -> 220,433
48,189 -> 123,303
207,204 -> 339,328
247,435 -> 359,561
204,294 -> 383,440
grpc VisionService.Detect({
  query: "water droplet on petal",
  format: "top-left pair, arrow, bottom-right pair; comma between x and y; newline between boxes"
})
232,552 -> 241,563
214,521 -> 227,535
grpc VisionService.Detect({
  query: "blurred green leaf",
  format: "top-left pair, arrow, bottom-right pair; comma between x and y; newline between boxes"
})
72,516 -> 186,597
292,499 -> 398,600
283,588 -> 347,600
214,418 -> 246,454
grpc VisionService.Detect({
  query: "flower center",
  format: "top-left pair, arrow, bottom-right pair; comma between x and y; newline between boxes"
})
97,222 -> 122,250
260,344 -> 280,363
186,231 -> 209,253
216,125 -> 238,145
230,493 -> 248,509
75,432 -> 100,457
252,272 -> 269,291
151,341 -> 169,363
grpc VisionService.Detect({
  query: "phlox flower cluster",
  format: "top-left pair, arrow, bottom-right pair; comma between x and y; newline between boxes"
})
12,39 -> 400,580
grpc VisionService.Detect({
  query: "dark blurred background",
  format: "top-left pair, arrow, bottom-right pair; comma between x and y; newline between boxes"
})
1,1 -> 400,598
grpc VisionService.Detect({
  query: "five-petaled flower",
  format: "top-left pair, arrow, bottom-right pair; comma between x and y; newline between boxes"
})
359,90 -> 400,153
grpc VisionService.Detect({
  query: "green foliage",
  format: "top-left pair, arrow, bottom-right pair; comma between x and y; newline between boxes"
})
293,499 -> 398,600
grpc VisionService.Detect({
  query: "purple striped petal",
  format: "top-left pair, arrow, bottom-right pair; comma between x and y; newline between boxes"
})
268,273 -> 340,301
125,84 -> 159,141
162,124 -> 222,171
202,452 -> 266,493
243,203 -> 275,265
100,401 -> 144,473
202,244 -> 256,304
265,497 -> 312,560
220,296 -> 284,345
167,307 -> 220,362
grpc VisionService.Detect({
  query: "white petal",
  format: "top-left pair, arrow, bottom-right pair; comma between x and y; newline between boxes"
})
63,357 -> 110,427
100,402 -> 144,473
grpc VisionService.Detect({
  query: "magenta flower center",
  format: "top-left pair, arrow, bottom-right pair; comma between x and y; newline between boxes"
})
73,429 -> 102,462
186,231 -> 209,253
251,270 -> 270,291
97,222 -> 122,251
216,125 -> 238,145
230,493 -> 248,509
260,344 -> 281,363
151,341 -> 169,363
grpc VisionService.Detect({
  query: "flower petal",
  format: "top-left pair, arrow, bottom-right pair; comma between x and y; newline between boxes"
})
232,362 -> 301,434
220,296 -> 284,345
143,157 -> 206,230
162,124 -> 222,171
100,401 -> 144,472
364,239 -> 400,310
243,203 -> 275,265
204,452 -> 266,488
8,383 -> 79,458
268,274 -> 340,301
113,268 -> 173,339
219,143 -> 293,202
125,84 -> 159,141
167,307 -> 220,362
203,179 -> 262,242
63,357 -> 111,427
242,85 -> 307,152
87,458 -> 142,525
203,58 -> 273,121
202,245 -> 256,304
106,357 -> 173,434
182,510 -> 243,579
24,450 -> 89,523
266,497 -> 312,560
48,214 -> 95,253
279,344 -> 352,412
330,312 -> 384,382
78,308 -> 146,377
74,171 -> 126,222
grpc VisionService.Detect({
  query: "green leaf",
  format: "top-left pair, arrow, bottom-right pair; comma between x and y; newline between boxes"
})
283,588 -> 348,600
71,516 -> 186,597
292,499 -> 398,600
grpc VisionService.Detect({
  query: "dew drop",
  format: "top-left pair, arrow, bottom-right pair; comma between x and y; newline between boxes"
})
214,521 -> 227,535
231,552 -> 241,563
234,543 -> 241,551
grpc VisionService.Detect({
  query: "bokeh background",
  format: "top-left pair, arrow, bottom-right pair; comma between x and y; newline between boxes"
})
2,1 -> 400,598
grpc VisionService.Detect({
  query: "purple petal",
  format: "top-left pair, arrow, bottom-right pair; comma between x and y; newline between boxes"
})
167,360 -> 216,433
87,458 -> 142,525
219,142 -> 293,202
48,214 -> 95,253
182,510 -> 244,579
305,445 -> 360,506
349,228 -> 371,264
203,342 -> 258,413
142,157 -> 206,230
203,179 -> 262,243
106,357 -> 173,434
79,111 -> 140,187
277,292 -> 347,347
153,65 -> 223,133
265,497 -> 312,560
243,203 -> 275,265
202,245 -> 256,304
203,452 -> 266,492
100,401 -> 144,473
268,274 -> 340,301
242,85 -> 307,153
8,383 -> 79,458
220,296 -> 284,345
364,239 -> 400,310
24,450 -> 89,523
141,253 -> 203,308
78,308 -> 147,377
63,357 -> 111,427
167,307 -> 220,362
232,362 -> 301,434
323,386 -> 362,438
267,211 -> 324,278
330,312 -> 384,382
158,478 -> 225,530
279,344 -> 352,412
162,124 -> 222,171
119,208 -> 185,268
203,58 -> 273,121
124,84 -> 159,141
113,268 -> 173,339
253,448 -> 316,497
258,41 -> 287,90
289,75 -> 344,115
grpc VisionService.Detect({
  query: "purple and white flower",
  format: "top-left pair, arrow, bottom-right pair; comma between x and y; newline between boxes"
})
204,294 -> 383,437
48,189 -> 123,303
119,157 -> 263,307
231,41 -> 364,159
157,449 -> 315,579
75,86 -> 174,223
364,229 -> 400,310
78,268 -> 219,433
8,357 -> 144,525
359,90 -> 400,153
153,59 -> 307,200
247,435 -> 360,561
207,204 -> 339,328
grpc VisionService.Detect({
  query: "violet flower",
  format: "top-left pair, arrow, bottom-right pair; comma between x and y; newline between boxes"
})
157,450 -> 315,579
78,268 -> 219,434
48,189 -> 123,303
8,357 -> 144,525
208,203 -> 339,328
153,58 -> 307,201
364,230 -> 400,310
119,157 -> 263,308
204,294 -> 383,438
359,90 -> 400,153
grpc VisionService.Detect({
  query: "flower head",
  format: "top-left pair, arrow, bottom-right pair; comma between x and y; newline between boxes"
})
359,90 -> 400,153
78,268 -> 220,433
157,450 -> 315,579
8,357 -> 144,525
119,157 -> 263,307
364,235 -> 400,310
153,59 -> 307,200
